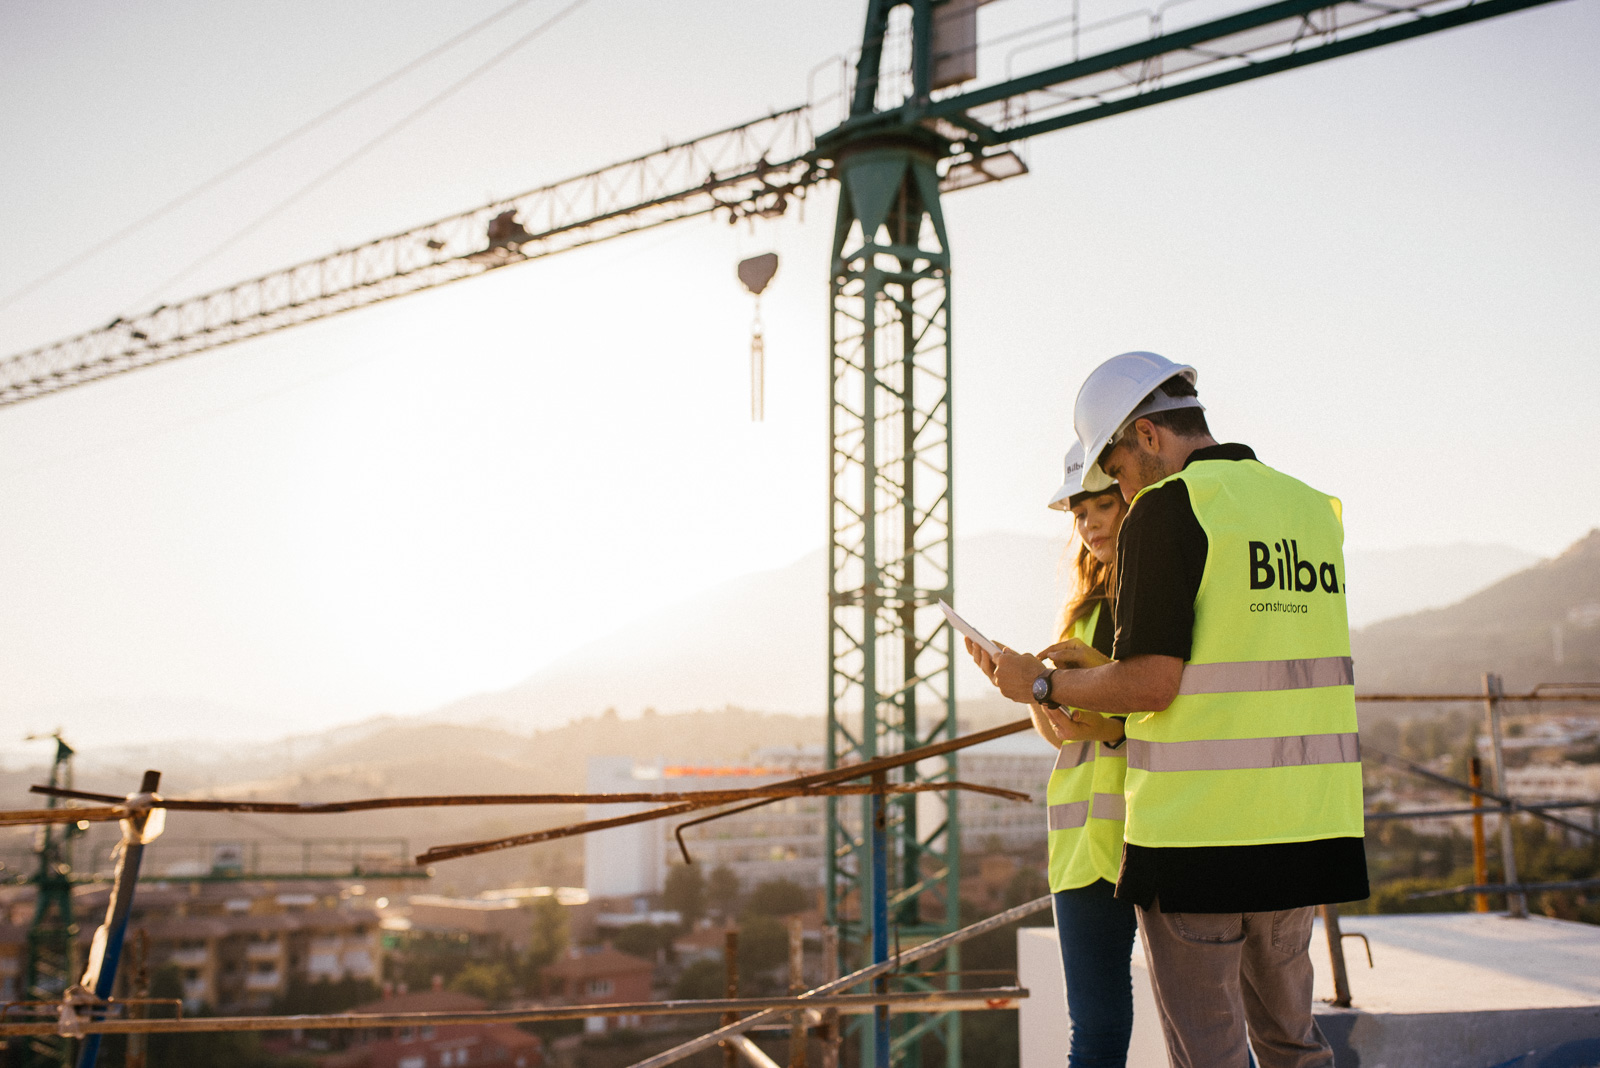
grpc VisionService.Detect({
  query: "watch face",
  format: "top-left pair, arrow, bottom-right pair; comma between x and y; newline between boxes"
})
1032,674 -> 1050,702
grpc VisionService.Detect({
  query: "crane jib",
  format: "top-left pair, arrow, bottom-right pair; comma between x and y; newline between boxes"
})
0,0 -> 1563,408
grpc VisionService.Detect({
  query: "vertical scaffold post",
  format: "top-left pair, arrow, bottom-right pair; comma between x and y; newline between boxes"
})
76,770 -> 162,1068
1469,757 -> 1490,913
823,124 -> 959,1068
724,928 -> 741,1068
1483,672 -> 1527,918
23,734 -> 81,1068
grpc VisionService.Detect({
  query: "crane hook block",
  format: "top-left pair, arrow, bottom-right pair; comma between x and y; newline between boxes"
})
737,253 -> 779,296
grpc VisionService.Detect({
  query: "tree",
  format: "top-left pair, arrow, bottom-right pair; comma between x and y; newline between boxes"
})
526,894 -> 569,973
735,915 -> 789,987
612,923 -> 675,963
273,975 -> 380,1015
664,863 -> 706,925
450,960 -> 517,1003
743,878 -> 810,918
707,865 -> 742,919
671,958 -> 726,1000
145,964 -> 310,1068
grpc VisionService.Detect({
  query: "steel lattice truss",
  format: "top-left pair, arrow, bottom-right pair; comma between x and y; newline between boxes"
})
0,108 -> 820,407
826,142 -> 960,1067
854,0 -> 1565,144
1,0 -> 1564,411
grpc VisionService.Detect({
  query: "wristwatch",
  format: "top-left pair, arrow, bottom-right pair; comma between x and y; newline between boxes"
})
1032,669 -> 1061,710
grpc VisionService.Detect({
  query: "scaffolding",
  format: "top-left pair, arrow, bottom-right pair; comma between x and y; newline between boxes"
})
7,684 -> 1600,1066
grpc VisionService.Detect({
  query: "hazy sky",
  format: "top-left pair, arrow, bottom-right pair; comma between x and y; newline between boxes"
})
2,0 -> 1596,751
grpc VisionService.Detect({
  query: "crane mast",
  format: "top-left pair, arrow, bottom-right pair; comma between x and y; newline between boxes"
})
821,5 -> 962,1068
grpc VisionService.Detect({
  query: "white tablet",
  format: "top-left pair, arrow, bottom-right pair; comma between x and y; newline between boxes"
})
938,600 -> 1003,657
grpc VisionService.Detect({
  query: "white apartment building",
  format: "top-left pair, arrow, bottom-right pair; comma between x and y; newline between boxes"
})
583,732 -> 1058,898
1505,762 -> 1600,802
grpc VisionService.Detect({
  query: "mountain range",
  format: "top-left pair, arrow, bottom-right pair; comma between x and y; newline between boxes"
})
426,533 -> 1542,729
1351,529 -> 1600,693
5,532 -> 1591,896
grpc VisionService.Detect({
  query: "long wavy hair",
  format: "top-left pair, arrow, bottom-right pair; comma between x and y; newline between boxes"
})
1056,492 -> 1126,641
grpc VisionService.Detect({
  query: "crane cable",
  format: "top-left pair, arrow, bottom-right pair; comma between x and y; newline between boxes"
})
123,0 -> 598,316
0,0 -> 564,315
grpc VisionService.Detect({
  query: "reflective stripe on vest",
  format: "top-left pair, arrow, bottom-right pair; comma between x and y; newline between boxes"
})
1048,792 -> 1126,830
1178,656 -> 1353,695
1054,741 -> 1094,771
1126,732 -> 1359,773
1045,602 -> 1129,890
1048,800 -> 1089,831
1092,791 -> 1126,820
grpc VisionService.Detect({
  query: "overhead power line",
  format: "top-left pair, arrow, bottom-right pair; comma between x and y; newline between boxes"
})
0,0 -> 552,315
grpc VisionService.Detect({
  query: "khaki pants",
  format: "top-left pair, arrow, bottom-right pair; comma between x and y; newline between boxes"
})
1136,905 -> 1332,1068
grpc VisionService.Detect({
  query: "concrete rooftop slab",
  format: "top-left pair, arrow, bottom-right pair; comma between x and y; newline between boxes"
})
1313,912 -> 1600,1013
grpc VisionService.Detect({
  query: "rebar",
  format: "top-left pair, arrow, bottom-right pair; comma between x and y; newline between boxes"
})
623,895 -> 1052,1068
0,988 -> 1028,1038
418,718 -> 1037,864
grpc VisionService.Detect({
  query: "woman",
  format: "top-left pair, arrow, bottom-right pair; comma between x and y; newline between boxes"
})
968,442 -> 1136,1067
1037,442 -> 1139,1068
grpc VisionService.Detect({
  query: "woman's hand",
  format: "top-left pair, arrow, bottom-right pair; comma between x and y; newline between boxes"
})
1040,704 -> 1124,745
1029,701 -> 1065,747
1038,637 -> 1111,670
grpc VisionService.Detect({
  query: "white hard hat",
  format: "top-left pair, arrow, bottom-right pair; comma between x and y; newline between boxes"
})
1046,442 -> 1088,511
1074,351 -> 1201,492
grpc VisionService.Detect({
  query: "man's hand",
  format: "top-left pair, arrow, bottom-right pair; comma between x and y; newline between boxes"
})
1039,637 -> 1111,671
965,637 -> 1055,706
994,648 -> 1050,705
964,636 -> 1002,689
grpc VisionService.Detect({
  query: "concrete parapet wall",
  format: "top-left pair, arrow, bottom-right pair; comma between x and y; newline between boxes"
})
1020,913 -> 1600,1068
1319,1005 -> 1600,1068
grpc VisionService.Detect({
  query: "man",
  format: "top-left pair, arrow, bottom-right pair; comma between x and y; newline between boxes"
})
980,351 -> 1367,1068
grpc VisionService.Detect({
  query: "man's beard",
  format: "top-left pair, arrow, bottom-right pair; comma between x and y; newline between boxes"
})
1136,448 -> 1169,488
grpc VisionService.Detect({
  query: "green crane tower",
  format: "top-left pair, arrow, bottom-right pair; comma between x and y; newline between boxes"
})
821,6 -> 961,1067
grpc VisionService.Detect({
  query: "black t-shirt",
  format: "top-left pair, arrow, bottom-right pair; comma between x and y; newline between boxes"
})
1091,597 -> 1114,657
1111,443 -> 1369,913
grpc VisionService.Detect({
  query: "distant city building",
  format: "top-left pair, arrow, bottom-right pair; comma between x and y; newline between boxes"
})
1476,715 -> 1600,752
405,895 -> 540,953
0,878 -> 383,1012
538,946 -> 655,1033
960,731 -> 1056,853
1505,762 -> 1600,802
313,989 -> 542,1068
585,749 -> 826,897
582,732 -> 1055,897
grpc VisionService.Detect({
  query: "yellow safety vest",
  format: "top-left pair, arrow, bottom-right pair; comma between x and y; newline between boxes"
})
1122,458 -> 1364,848
1046,604 -> 1128,891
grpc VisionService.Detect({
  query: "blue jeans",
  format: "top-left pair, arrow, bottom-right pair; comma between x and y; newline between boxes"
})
1053,880 -> 1139,1068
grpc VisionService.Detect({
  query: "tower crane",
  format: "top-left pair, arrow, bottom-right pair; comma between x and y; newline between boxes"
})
0,0 -> 1571,1064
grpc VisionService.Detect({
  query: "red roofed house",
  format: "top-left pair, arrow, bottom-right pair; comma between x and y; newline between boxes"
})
316,990 -> 542,1068
538,947 -> 655,1033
